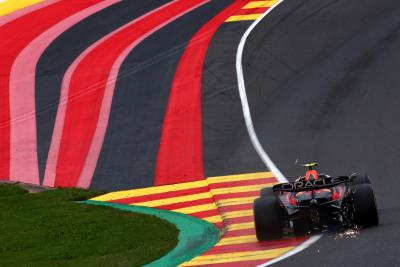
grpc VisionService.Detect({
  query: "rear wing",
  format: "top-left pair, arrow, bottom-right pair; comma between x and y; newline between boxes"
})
273,176 -> 351,192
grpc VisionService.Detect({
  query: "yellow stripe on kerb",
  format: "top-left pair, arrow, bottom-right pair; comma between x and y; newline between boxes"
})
201,215 -> 223,224
132,192 -> 213,207
179,247 -> 294,266
225,14 -> 263,22
91,180 -> 208,201
242,0 -> 279,9
226,222 -> 254,231
203,209 -> 252,222
173,203 -> 218,214
221,209 -> 253,219
215,235 -> 258,246
207,172 -> 273,183
217,196 -> 257,206
0,0 -> 43,17
210,183 -> 273,195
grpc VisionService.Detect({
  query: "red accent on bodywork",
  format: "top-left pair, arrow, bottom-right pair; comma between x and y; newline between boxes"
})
332,186 -> 343,201
286,193 -> 297,206
305,170 -> 319,181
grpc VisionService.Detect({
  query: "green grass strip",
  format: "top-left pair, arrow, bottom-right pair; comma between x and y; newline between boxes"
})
83,200 -> 220,267
0,186 -> 179,267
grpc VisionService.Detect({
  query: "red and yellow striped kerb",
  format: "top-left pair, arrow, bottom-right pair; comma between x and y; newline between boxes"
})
225,0 -> 279,22
92,172 -> 306,266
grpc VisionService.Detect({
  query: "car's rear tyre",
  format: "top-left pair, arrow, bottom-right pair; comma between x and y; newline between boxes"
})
253,197 -> 284,241
350,184 -> 379,227
351,175 -> 371,185
260,187 -> 273,197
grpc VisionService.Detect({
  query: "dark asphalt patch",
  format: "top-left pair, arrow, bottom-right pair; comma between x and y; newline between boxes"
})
202,22 -> 267,177
242,0 -> 400,266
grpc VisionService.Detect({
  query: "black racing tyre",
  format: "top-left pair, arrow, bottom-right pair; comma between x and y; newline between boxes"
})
253,197 -> 284,241
292,218 -> 310,236
260,187 -> 273,197
350,184 -> 379,227
351,175 -> 371,185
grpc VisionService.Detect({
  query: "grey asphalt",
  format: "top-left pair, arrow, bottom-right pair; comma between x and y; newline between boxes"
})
240,0 -> 400,265
91,0 -> 235,190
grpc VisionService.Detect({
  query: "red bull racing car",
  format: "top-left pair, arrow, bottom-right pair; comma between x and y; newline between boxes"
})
253,163 -> 379,241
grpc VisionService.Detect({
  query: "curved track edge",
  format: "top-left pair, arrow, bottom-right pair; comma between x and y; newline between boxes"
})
235,1 -> 322,265
82,200 -> 220,267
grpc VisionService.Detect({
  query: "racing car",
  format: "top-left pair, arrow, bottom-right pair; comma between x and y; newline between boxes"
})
253,163 -> 379,241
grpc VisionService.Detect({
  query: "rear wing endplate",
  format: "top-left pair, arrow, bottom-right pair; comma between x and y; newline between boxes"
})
273,176 -> 351,192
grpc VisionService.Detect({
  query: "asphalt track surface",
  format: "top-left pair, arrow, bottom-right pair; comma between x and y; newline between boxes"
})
35,0 -> 236,190
2,0 -> 400,265
202,21 -> 266,177
92,0 -> 235,190
240,0 -> 400,265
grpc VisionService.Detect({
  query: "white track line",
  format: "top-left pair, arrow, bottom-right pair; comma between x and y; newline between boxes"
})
235,0 -> 322,265
259,235 -> 322,266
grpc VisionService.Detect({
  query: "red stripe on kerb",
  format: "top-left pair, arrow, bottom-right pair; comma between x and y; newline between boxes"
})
53,0 -> 210,187
109,186 -> 210,204
0,0 -> 103,181
155,0 -> 255,185
189,208 -> 220,219
222,228 -> 256,238
224,215 -> 254,225
219,203 -> 253,213
213,222 -> 224,229
155,197 -> 215,210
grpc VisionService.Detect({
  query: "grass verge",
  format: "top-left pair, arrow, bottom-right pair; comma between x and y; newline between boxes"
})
0,184 -> 178,267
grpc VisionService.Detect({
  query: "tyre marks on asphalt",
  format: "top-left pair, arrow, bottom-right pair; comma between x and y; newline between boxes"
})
92,172 -> 307,266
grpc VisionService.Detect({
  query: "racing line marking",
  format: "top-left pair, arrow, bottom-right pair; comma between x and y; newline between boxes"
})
235,0 -> 323,266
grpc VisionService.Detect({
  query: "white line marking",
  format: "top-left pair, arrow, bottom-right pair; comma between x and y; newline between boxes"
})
235,0 -> 322,265
235,0 -> 286,183
257,235 -> 322,266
